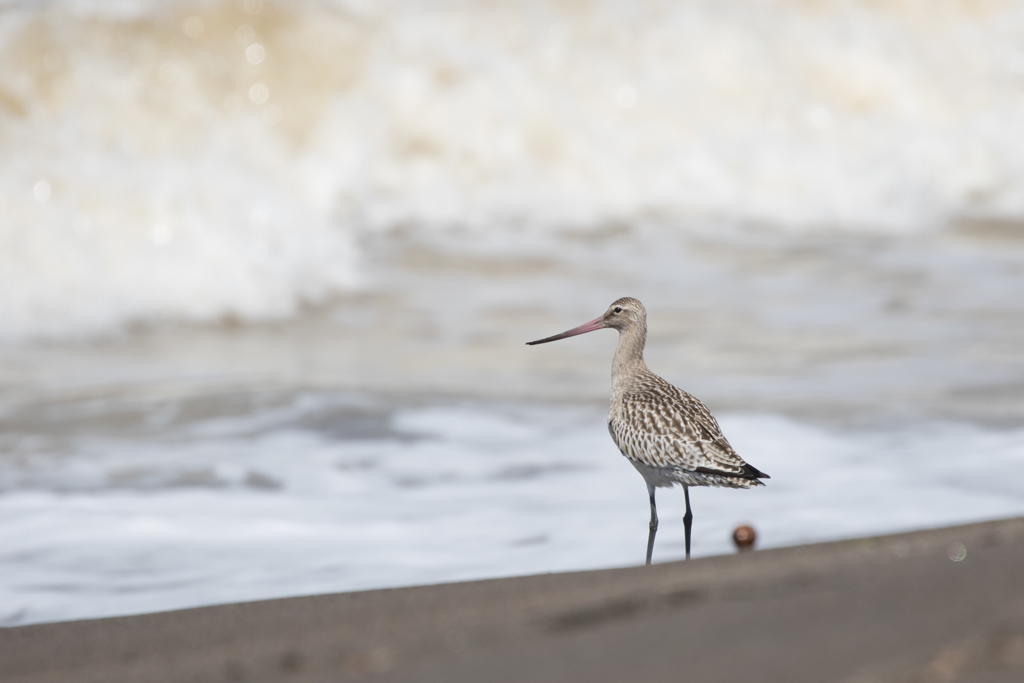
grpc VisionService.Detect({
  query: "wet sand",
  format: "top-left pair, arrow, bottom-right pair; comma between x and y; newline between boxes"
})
3,516 -> 1023,683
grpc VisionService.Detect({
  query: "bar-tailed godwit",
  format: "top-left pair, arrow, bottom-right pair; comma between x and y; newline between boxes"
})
527,297 -> 769,565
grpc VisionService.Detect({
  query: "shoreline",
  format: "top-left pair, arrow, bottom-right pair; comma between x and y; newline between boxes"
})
3,517 -> 1023,683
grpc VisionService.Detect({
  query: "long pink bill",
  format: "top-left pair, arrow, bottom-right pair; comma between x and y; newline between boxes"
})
526,317 -> 605,345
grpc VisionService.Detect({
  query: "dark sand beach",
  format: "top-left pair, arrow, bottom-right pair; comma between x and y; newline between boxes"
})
3,516 -> 1023,683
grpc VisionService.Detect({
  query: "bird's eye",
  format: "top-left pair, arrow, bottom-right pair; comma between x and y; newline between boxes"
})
614,307 -> 623,313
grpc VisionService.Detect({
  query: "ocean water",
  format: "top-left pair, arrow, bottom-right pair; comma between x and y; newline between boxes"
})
4,0 -> 1024,340
2,0 -> 1024,625
3,392 -> 1024,626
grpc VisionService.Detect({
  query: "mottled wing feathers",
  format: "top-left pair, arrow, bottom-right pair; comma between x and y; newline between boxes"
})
608,372 -> 768,487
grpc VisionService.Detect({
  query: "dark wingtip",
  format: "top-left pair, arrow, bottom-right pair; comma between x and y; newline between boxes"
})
695,464 -> 769,481
739,463 -> 769,480
744,464 -> 770,480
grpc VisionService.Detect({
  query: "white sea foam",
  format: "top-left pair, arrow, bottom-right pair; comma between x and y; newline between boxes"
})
1,396 -> 1023,625
4,0 -> 1024,339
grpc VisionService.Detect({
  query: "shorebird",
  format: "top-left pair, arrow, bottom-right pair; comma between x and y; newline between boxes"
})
527,297 -> 768,565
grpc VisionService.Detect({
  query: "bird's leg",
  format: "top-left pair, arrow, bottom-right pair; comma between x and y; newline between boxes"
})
683,485 -> 693,560
646,483 -> 658,566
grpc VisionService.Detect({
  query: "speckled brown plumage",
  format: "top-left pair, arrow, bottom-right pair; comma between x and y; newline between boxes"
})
602,297 -> 768,490
608,377 -> 766,489
527,296 -> 768,564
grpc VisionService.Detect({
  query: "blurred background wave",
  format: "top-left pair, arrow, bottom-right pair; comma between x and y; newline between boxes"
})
4,0 -> 1024,339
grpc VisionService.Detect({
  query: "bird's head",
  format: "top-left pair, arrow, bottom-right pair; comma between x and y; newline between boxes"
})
599,297 -> 646,332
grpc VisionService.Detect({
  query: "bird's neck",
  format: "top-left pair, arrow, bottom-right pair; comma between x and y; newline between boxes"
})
611,322 -> 648,399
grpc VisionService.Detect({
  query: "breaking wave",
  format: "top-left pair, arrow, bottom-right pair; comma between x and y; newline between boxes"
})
3,0 -> 1024,339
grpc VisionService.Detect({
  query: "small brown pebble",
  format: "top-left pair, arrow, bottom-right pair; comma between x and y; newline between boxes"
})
733,525 -> 756,551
